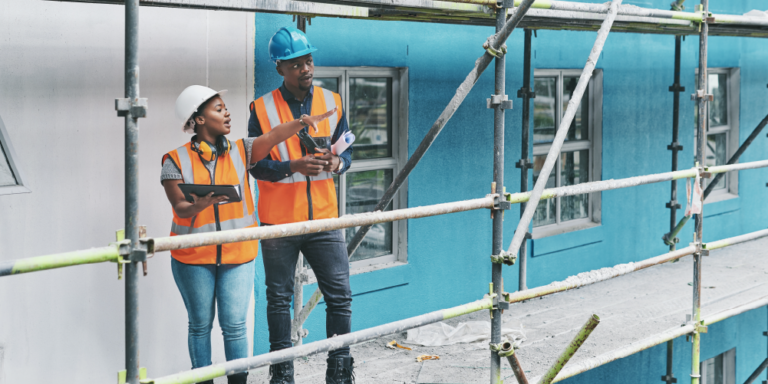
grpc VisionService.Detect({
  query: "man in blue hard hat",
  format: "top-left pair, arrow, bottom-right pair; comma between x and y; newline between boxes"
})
248,26 -> 355,384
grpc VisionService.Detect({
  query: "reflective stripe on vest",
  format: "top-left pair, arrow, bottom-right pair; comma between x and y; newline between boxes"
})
254,86 -> 342,224
163,139 -> 258,264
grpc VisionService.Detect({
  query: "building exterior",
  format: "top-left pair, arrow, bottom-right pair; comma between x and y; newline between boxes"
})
0,0 -> 767,383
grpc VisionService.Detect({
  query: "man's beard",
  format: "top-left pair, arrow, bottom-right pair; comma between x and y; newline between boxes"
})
299,82 -> 311,91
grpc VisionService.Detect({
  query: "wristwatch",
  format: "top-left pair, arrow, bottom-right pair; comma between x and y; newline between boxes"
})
298,114 -> 310,127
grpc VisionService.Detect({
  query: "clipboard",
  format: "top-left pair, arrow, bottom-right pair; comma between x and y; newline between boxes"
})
178,184 -> 242,204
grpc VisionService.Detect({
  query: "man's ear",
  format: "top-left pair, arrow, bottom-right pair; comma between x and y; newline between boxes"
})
276,64 -> 284,77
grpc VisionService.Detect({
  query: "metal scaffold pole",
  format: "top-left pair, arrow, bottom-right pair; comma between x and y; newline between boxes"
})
665,34 -> 685,251
517,28 -> 534,291
119,0 -> 148,382
507,0 -> 622,258
691,0 -> 709,382
490,4 -> 507,383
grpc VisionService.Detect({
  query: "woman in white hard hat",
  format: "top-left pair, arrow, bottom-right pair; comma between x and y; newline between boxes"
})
160,85 -> 335,384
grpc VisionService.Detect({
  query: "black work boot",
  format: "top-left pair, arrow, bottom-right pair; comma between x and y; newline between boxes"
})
228,372 -> 248,384
269,360 -> 295,384
326,357 -> 355,384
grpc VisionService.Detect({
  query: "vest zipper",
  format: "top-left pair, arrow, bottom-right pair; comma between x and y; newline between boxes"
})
300,142 -> 314,221
207,156 -> 223,266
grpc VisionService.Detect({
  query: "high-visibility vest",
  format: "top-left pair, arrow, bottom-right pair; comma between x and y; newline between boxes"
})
162,139 -> 258,265
251,86 -> 343,225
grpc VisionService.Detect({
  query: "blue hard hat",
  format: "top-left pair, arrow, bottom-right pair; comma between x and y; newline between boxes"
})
269,27 -> 318,63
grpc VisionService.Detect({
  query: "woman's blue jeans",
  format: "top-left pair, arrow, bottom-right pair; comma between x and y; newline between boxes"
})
171,258 -> 255,369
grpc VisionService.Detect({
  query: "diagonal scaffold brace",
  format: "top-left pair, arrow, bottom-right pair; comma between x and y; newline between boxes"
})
291,0 -> 539,337
506,0 -> 623,258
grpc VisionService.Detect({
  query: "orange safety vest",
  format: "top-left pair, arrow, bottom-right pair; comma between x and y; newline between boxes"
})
162,139 -> 258,264
251,86 -> 343,225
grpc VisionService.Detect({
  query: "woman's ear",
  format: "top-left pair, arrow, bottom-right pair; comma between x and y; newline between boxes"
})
195,116 -> 205,126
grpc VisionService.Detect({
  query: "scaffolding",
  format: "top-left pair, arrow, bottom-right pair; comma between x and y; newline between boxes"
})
4,0 -> 768,383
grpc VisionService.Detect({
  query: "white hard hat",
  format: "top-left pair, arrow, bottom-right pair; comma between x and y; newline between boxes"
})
175,85 -> 227,134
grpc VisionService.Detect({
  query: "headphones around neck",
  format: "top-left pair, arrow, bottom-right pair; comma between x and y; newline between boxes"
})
192,135 -> 231,162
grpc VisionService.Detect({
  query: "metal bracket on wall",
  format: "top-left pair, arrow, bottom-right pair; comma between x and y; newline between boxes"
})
115,98 -> 148,118
667,142 -> 684,152
669,83 -> 686,93
517,87 -> 536,99
487,94 -> 513,110
515,158 -> 532,170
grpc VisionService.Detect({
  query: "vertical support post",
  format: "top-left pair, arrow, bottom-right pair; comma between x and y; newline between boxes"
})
661,340 -> 677,383
666,35 -> 684,251
490,6 -> 507,384
124,0 -> 141,383
691,1 -> 709,383
293,254 -> 304,346
517,29 -> 534,291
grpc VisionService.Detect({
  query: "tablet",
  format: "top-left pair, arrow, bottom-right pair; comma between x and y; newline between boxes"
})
178,184 -> 242,204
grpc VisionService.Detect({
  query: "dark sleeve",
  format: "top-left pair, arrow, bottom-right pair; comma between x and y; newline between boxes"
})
248,103 -> 294,182
330,108 -> 353,175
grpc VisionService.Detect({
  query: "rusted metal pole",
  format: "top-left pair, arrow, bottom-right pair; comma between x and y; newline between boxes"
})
517,28 -> 534,291
691,1 -> 709,382
508,0 -> 622,257
500,341 -> 530,384
537,314 -> 600,384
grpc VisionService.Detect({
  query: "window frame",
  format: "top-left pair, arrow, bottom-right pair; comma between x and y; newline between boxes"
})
531,69 -> 602,239
313,66 -> 409,272
0,115 -> 30,196
695,67 -> 740,203
700,348 -> 735,384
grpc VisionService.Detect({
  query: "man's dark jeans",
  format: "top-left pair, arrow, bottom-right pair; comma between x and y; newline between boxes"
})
261,229 -> 352,358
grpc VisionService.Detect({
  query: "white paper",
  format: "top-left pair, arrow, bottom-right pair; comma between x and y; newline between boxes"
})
332,131 -> 355,155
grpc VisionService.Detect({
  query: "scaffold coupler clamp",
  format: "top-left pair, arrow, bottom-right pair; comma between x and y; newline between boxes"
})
491,250 -> 517,266
487,94 -> 513,110
691,89 -> 713,102
497,339 -> 517,357
483,38 -> 507,59
291,328 -> 309,343
517,86 -> 536,100
116,97 -> 149,118
118,367 -> 147,384
515,158 -> 532,171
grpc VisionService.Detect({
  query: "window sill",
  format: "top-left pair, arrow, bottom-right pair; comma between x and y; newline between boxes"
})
704,192 -> 738,204
0,185 -> 31,196
532,220 -> 600,240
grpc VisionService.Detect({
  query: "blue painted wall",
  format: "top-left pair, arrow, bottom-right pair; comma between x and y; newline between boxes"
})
250,0 -> 768,379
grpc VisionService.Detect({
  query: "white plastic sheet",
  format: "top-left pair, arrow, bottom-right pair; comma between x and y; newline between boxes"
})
405,321 -> 525,349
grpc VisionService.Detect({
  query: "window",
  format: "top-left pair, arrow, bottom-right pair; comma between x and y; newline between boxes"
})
700,348 -> 735,384
313,67 -> 408,269
531,69 -> 602,237
694,68 -> 740,201
0,115 -> 29,195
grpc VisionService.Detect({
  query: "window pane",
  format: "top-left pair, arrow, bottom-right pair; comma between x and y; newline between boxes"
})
349,78 -> 392,160
561,150 -> 589,222
346,169 -> 393,261
563,76 -> 589,141
0,144 -> 17,187
705,133 -> 727,191
533,77 -> 556,144
532,155 -> 556,227
312,77 -> 339,93
708,73 -> 728,127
